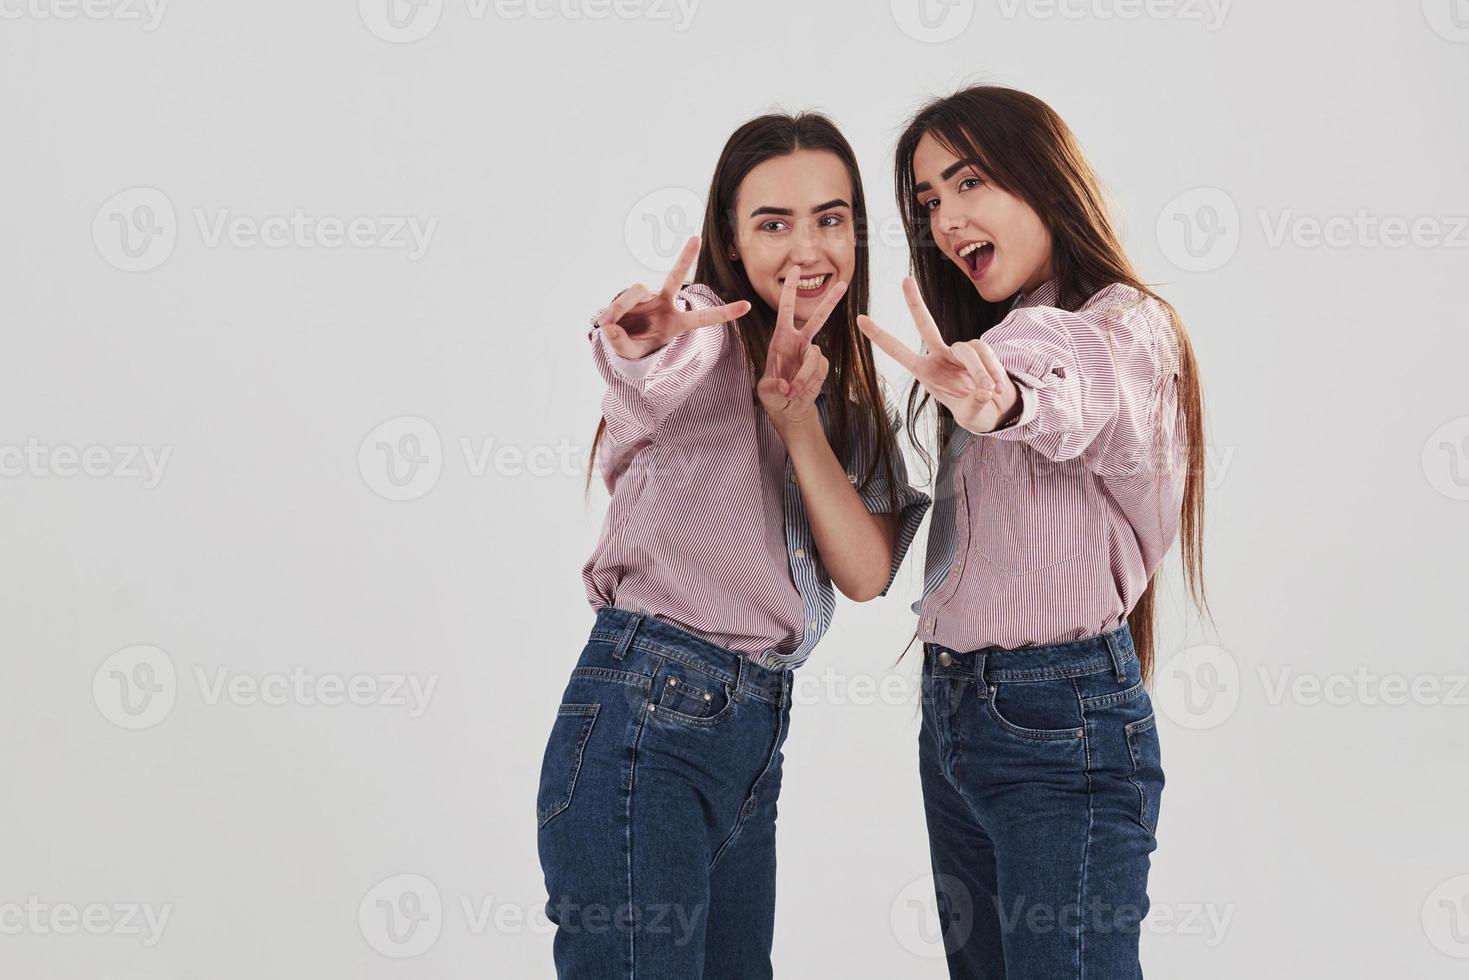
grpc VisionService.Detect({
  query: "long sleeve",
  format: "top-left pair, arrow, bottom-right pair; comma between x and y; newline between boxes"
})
842,394 -> 932,597
982,286 -> 1179,479
588,283 -> 733,446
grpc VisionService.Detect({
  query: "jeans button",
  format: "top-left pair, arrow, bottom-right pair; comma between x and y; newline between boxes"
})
937,651 -> 955,667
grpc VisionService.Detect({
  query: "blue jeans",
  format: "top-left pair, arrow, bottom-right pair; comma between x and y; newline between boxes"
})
536,607 -> 794,979
919,624 -> 1164,979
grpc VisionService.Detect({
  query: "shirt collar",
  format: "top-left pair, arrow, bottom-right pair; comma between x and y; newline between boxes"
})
1012,278 -> 1059,310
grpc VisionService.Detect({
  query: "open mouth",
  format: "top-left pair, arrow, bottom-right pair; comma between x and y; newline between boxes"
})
782,272 -> 833,297
957,240 -> 995,280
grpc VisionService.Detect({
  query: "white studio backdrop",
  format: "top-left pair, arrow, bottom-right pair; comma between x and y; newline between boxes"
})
2,1 -> 1467,977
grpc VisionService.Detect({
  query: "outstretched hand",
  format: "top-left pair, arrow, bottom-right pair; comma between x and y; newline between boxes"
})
595,236 -> 752,360
857,277 -> 1020,434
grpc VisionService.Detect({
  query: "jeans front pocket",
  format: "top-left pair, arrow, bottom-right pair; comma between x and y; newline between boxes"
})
985,677 -> 1086,742
649,659 -> 735,727
1125,711 -> 1163,833
536,703 -> 600,828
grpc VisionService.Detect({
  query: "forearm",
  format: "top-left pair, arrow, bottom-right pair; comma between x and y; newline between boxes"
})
778,415 -> 896,602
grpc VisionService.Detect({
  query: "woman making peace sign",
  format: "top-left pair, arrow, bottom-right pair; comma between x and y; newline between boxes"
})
860,86 -> 1208,979
536,112 -> 929,979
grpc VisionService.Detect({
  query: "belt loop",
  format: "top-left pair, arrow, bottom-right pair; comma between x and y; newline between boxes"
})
1104,628 -> 1127,682
732,655 -> 745,702
612,613 -> 643,662
974,650 -> 989,700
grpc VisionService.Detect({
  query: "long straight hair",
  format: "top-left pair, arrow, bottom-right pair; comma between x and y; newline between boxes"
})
894,86 -> 1207,683
588,112 -> 902,513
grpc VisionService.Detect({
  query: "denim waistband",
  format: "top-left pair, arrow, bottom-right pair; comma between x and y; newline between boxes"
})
588,607 -> 793,707
924,623 -> 1136,684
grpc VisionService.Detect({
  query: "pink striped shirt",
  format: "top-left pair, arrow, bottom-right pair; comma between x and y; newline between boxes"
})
584,284 -> 930,667
915,280 -> 1186,652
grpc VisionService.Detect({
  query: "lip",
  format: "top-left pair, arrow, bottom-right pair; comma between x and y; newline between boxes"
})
780,271 -> 836,299
954,239 -> 995,281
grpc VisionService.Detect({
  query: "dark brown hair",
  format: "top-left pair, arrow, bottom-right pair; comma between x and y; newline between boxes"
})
894,86 -> 1208,683
588,111 -> 902,513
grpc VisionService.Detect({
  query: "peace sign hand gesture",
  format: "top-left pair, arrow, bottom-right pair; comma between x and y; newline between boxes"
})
595,235 -> 752,360
757,265 -> 847,430
857,277 -> 1021,434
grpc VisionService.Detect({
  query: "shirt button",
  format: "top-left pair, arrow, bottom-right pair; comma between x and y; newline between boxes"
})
808,620 -> 818,630
951,562 -> 962,574
794,548 -> 806,559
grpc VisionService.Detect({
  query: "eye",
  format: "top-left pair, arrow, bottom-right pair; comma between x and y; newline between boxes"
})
759,220 -> 788,233
920,197 -> 938,213
959,176 -> 984,191
819,213 -> 844,227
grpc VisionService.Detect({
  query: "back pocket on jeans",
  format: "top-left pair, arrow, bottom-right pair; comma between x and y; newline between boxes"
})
537,704 -> 599,829
1125,712 -> 1163,833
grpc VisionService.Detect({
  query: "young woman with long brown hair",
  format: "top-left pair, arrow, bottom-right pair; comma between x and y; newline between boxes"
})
859,85 -> 1207,978
536,112 -> 929,978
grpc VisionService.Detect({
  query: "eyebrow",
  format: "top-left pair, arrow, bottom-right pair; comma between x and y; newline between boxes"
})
748,198 -> 850,218
913,160 -> 979,195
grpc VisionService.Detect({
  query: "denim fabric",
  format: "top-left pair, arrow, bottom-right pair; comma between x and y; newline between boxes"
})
537,606 -> 793,979
919,624 -> 1164,978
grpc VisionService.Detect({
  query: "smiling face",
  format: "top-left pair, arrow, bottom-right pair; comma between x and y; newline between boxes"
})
729,149 -> 856,327
912,131 -> 1053,303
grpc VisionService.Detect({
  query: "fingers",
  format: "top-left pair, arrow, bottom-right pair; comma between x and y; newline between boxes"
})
949,341 -> 994,393
969,339 -> 1011,391
776,265 -> 800,336
901,277 -> 949,355
789,344 -> 826,400
597,284 -> 653,329
659,236 -> 702,301
857,314 -> 922,373
681,299 -> 752,331
798,280 -> 847,343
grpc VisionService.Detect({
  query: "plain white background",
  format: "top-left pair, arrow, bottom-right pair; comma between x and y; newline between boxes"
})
3,1 -> 1468,976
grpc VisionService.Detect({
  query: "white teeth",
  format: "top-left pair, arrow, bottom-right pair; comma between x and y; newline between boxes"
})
794,274 -> 829,289
958,241 -> 992,257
